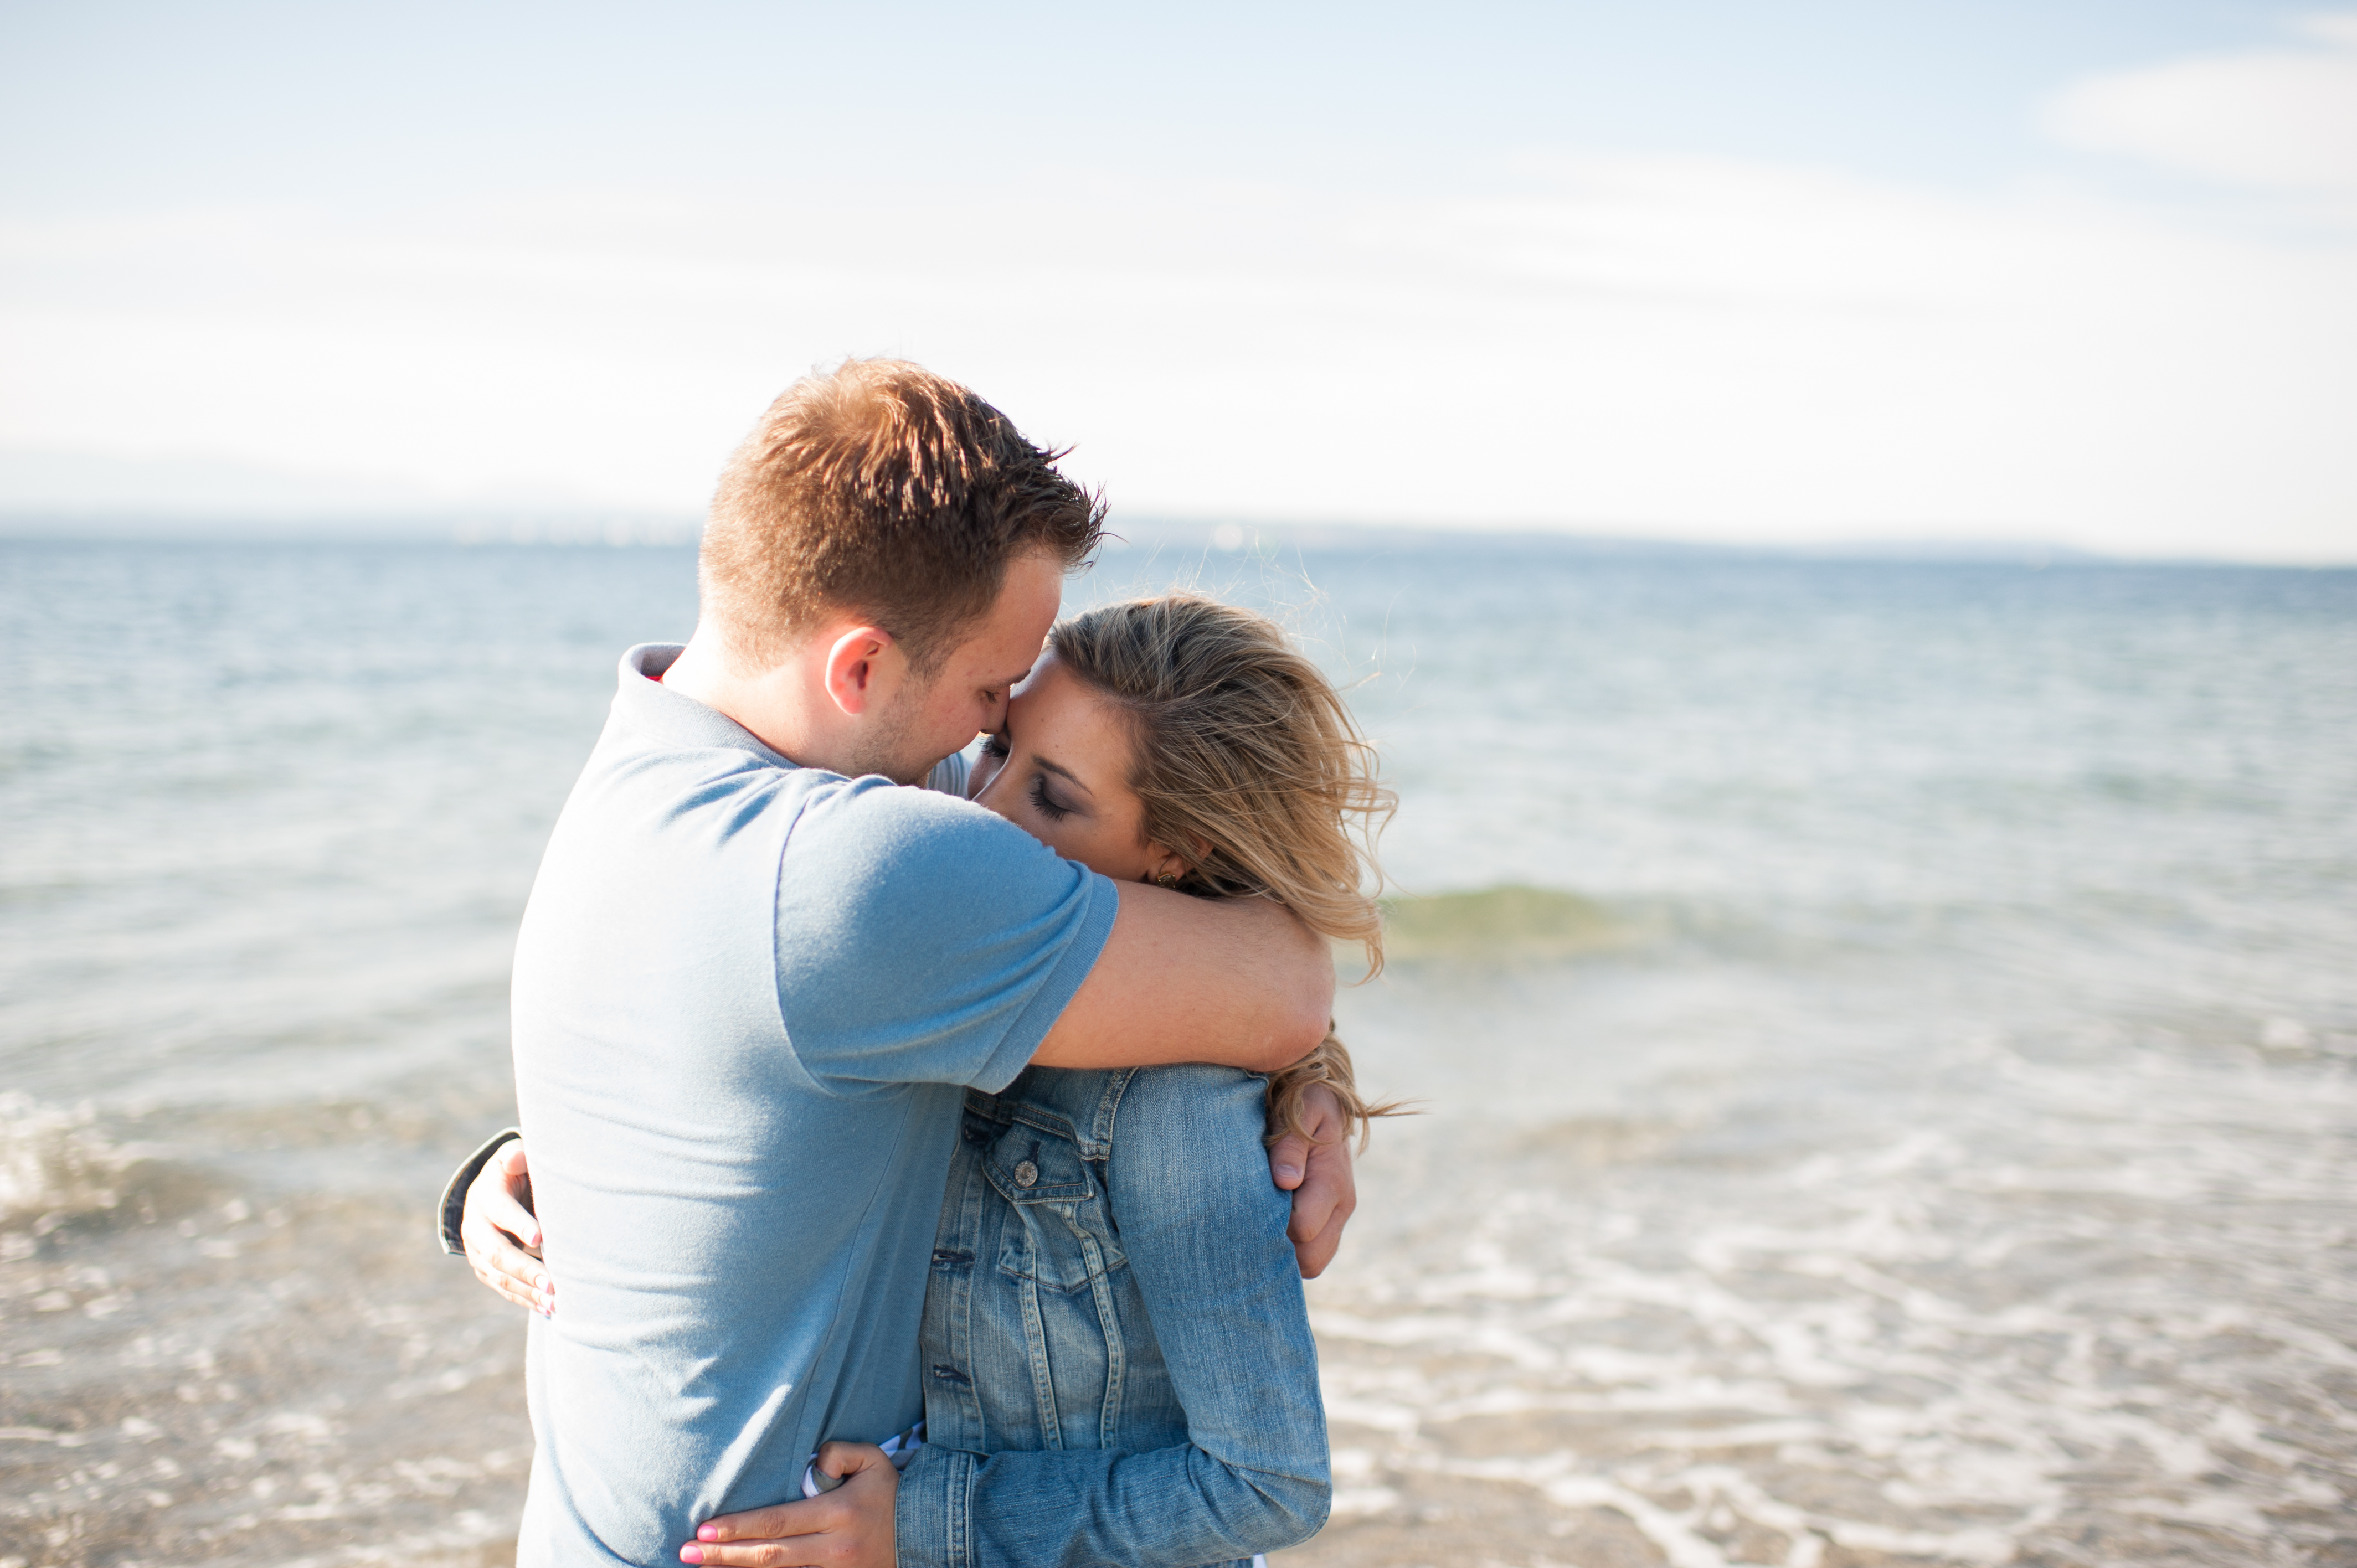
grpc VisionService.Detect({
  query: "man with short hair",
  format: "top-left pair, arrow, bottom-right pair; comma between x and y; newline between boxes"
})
457,360 -> 1351,1566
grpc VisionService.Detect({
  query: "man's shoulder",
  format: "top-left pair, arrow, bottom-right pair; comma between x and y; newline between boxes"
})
771,783 -> 1114,1094
544,733 -> 816,879
578,704 -> 802,802
924,749 -> 971,798
784,771 -> 1035,880
768,778 -> 1108,1009
774,773 -> 1099,971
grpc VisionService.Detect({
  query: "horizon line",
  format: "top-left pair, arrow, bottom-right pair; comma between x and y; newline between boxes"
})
3,509 -> 2350,570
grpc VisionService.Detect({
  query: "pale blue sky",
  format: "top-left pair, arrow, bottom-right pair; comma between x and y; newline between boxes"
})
0,1 -> 2293,203
3,2 -> 2352,558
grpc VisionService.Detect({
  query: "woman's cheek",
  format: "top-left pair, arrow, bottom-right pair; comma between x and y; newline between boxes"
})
1023,817 -> 1072,859
1049,826 -> 1110,872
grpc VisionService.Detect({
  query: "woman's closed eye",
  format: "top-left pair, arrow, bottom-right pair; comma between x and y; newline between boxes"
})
1028,775 -> 1073,822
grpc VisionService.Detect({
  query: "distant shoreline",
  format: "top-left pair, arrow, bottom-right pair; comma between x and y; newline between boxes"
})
4,513 -> 2351,571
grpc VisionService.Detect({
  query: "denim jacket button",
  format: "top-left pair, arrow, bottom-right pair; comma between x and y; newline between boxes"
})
1013,1160 -> 1039,1189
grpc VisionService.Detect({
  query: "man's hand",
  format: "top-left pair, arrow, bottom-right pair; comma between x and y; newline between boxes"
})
462,1139 -> 555,1316
1267,1082 -> 1356,1278
682,1442 -> 898,1567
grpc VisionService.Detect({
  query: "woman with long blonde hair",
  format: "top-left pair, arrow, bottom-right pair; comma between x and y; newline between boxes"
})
455,592 -> 1399,1568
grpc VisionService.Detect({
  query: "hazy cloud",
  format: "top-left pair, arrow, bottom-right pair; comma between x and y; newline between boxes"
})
2045,12 -> 2357,205
7,158 -> 2350,561
6,12 -> 2356,560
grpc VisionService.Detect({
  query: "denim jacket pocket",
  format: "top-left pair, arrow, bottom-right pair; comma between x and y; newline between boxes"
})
981,1115 -> 1096,1205
983,1122 -> 1127,1293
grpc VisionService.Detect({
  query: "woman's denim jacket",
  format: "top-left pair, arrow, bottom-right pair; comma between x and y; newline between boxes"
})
892,1061 -> 1331,1568
436,1064 -> 1327,1567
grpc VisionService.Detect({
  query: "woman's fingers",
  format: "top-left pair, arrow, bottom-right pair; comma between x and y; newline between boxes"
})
1267,1125 -> 1311,1189
1284,1084 -> 1356,1278
482,1141 -> 542,1248
680,1497 -> 830,1568
461,1141 -> 555,1314
1293,1184 -> 1355,1278
682,1445 -> 897,1568
1268,1078 -> 1349,1187
462,1225 -> 548,1312
809,1440 -> 893,1478
681,1532 -> 832,1567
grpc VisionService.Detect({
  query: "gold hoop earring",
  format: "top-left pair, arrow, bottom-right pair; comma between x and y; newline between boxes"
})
1155,871 -> 1180,889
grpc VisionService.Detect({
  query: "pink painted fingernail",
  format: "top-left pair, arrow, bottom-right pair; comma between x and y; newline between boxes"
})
679,1546 -> 703,1563
698,1525 -> 719,1541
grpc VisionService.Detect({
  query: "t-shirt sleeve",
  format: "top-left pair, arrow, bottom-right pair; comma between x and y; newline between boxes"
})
772,777 -> 1116,1095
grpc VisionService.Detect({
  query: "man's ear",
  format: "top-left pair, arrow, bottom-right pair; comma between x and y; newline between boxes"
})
821,625 -> 901,717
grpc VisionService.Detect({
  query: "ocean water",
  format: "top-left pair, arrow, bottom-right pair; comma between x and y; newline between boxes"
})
2,537 -> 2351,1567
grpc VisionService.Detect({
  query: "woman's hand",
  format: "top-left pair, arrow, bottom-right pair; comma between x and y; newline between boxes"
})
461,1139 -> 555,1316
681,1442 -> 898,1567
1267,1081 -> 1356,1278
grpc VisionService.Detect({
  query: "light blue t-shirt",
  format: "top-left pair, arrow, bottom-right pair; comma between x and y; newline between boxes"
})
509,644 -> 1117,1566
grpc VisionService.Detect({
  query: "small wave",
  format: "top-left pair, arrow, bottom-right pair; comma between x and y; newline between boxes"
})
1380,885 -> 1634,963
0,1092 -> 156,1223
1504,1115 -> 1681,1167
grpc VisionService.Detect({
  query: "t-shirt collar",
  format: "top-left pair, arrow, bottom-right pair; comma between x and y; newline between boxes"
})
613,643 -> 799,768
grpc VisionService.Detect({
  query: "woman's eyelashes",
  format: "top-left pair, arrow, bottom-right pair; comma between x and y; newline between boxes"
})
977,734 -> 1073,824
1028,775 -> 1074,823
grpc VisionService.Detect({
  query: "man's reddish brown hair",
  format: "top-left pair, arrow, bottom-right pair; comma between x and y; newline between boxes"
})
699,359 -> 1104,674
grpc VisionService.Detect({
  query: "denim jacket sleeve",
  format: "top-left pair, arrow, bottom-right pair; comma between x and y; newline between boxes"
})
896,1065 -> 1330,1568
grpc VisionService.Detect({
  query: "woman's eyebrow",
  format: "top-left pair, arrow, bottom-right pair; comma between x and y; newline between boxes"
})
1033,755 -> 1094,796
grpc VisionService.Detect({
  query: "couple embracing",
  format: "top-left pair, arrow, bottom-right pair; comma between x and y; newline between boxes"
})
440,358 -> 1398,1567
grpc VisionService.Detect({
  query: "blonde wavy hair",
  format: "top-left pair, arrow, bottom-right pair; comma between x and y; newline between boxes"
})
1049,593 -> 1407,1148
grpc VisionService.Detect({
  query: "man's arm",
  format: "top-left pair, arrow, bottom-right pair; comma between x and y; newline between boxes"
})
450,1088 -> 1357,1306
1030,883 -> 1334,1073
1034,884 -> 1357,1276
